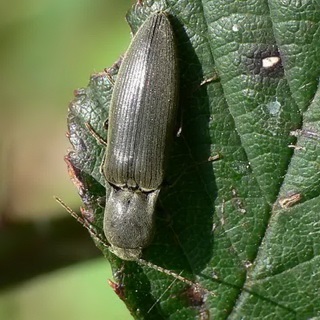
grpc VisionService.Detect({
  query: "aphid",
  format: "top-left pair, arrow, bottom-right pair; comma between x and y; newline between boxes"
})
102,12 -> 178,261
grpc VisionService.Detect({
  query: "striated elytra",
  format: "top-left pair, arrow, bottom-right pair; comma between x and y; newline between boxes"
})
103,12 -> 178,260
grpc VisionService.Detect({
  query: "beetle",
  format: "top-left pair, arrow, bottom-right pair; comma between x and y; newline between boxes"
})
60,11 -> 215,297
102,12 -> 178,260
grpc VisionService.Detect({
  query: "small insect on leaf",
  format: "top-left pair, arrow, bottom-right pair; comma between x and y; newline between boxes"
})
63,11 -> 216,301
102,12 -> 179,261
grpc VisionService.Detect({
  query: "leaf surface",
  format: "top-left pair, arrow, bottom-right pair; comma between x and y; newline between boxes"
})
66,1 -> 320,319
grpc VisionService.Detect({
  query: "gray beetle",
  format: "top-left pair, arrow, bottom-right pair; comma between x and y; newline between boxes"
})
103,12 -> 178,260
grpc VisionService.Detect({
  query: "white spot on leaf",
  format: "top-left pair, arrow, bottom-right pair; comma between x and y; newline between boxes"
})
262,56 -> 280,68
266,99 -> 281,116
232,24 -> 239,32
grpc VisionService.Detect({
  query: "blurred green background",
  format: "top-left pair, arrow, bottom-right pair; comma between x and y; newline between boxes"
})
0,0 -> 134,319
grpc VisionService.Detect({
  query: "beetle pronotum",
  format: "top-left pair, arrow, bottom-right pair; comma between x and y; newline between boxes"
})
102,12 -> 178,261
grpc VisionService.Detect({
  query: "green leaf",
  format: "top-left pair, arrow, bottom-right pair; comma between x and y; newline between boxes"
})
66,0 -> 320,319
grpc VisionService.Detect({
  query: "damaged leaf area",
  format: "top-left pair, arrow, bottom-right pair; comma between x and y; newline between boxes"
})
66,0 -> 320,319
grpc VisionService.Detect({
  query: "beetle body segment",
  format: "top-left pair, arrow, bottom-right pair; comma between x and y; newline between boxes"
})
103,13 -> 178,260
